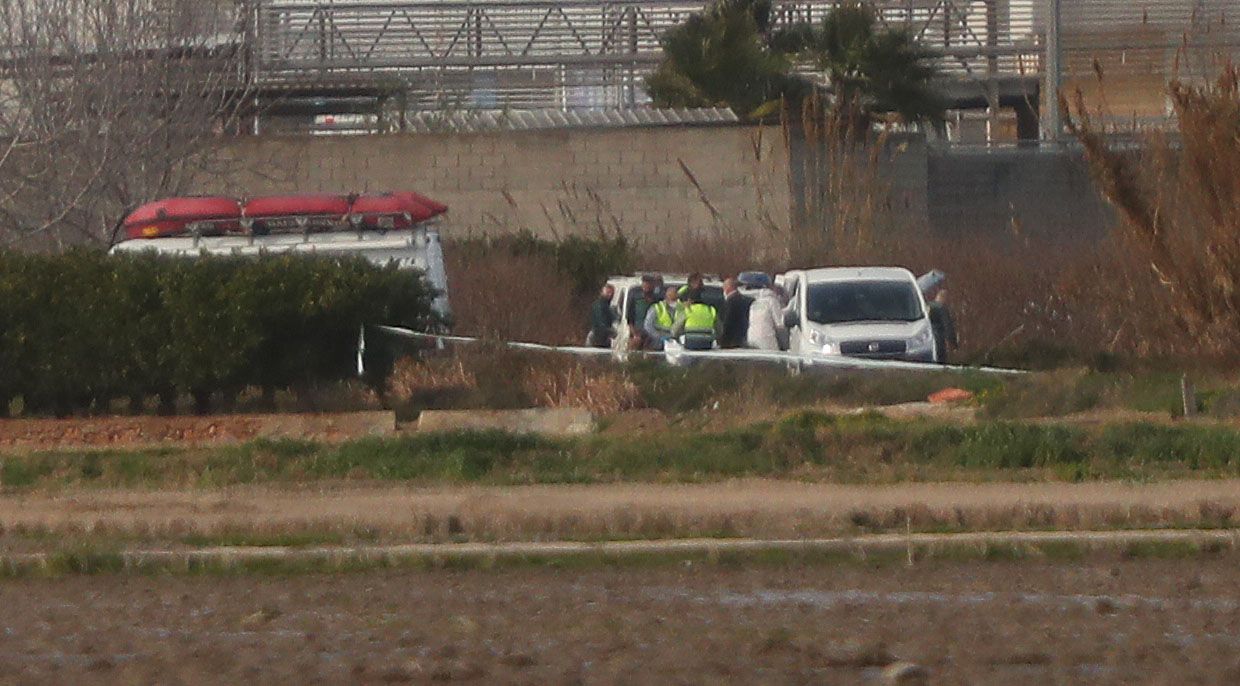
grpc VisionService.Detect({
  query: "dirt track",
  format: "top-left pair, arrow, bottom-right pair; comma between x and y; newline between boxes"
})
4,479 -> 1240,544
0,412 -> 394,451
3,557 -> 1240,685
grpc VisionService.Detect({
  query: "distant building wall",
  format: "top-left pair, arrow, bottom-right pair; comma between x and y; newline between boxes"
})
208,125 -> 791,243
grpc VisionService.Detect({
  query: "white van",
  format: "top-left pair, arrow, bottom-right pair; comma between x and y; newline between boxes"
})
110,227 -> 452,320
779,267 -> 937,363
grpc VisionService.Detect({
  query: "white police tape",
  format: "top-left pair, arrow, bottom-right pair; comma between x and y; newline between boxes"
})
364,325 -> 1026,376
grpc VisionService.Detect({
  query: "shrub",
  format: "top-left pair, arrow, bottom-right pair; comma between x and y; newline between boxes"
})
0,250 -> 438,415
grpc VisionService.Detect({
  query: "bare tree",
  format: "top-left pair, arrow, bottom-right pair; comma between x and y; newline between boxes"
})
0,0 -> 249,248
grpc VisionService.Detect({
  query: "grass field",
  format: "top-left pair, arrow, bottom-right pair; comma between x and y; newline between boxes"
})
6,412 -> 1240,492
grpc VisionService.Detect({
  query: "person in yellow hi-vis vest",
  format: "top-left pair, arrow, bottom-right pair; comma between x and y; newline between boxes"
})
671,289 -> 720,350
642,285 -> 680,351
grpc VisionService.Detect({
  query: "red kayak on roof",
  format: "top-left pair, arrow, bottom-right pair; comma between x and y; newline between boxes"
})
122,196 -> 241,239
350,192 -> 447,229
243,194 -> 352,219
392,191 -> 448,216
119,191 -> 447,240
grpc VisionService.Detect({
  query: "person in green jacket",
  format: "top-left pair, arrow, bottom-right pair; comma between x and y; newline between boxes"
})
627,274 -> 662,350
672,288 -> 720,350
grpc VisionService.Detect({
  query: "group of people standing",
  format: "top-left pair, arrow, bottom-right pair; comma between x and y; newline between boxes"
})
588,272 -> 790,352
590,271 -> 960,362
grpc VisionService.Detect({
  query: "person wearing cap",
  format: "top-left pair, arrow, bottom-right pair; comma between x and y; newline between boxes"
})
643,285 -> 680,351
671,288 -> 720,350
746,274 -> 785,351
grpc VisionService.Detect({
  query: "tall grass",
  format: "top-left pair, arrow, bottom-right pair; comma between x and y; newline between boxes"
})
1065,65 -> 1240,358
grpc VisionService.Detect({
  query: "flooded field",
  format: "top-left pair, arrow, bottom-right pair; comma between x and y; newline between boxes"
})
2,556 -> 1239,684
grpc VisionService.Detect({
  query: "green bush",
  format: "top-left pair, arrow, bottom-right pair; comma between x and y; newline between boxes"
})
0,250 -> 438,415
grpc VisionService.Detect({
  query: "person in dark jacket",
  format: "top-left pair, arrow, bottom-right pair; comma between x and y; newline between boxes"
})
626,274 -> 661,350
719,276 -> 752,349
928,289 -> 958,363
588,284 -> 616,348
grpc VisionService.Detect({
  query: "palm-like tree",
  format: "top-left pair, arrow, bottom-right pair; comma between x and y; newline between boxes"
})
644,0 -> 795,118
801,3 -> 944,131
647,1 -> 944,131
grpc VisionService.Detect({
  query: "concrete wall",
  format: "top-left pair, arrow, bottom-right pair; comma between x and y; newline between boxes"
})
210,126 -> 1112,247
209,125 -> 790,242
924,147 -> 1112,241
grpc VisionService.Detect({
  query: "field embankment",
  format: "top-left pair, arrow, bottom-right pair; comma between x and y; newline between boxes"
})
3,480 -> 1240,553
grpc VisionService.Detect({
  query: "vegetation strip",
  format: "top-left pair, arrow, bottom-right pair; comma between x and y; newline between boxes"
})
10,413 -> 1240,489
5,529 -> 1238,578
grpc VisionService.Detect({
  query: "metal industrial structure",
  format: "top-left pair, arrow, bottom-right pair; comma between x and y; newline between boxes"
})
247,0 -> 1044,137
241,0 -> 1237,141
7,1 -> 1231,140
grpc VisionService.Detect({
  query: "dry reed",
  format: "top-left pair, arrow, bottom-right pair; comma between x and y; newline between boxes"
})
1065,65 -> 1240,357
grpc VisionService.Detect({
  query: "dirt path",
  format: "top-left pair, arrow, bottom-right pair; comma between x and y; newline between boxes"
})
4,479 -> 1240,544
4,557 -> 1240,684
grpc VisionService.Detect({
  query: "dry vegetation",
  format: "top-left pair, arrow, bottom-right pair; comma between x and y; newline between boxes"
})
387,348 -> 642,416
0,0 -> 248,247
1065,65 -> 1240,358
4,480 -> 1240,549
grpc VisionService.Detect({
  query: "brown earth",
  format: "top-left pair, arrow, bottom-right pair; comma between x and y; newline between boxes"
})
2,557 -> 1239,684
4,480 -> 1240,547
0,411 -> 395,451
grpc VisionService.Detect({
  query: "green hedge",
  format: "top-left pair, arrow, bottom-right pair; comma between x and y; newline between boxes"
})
0,250 -> 438,415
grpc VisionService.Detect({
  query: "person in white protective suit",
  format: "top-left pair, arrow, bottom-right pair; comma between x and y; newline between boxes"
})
745,276 -> 786,351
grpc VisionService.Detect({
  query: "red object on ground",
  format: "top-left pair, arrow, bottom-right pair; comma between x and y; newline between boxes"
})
350,192 -> 446,229
928,388 -> 975,404
243,194 -> 352,219
122,197 -> 242,239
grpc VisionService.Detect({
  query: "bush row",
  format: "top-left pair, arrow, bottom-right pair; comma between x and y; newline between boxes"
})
0,250 -> 438,415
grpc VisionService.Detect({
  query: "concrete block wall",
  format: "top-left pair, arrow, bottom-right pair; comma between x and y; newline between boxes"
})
925,147 -> 1111,242
209,125 -> 791,243
206,125 -> 1112,250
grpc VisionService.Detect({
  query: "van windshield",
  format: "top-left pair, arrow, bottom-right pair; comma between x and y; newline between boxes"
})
806,280 -> 923,324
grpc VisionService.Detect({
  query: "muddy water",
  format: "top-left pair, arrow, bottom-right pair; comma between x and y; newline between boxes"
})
2,557 -> 1239,684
